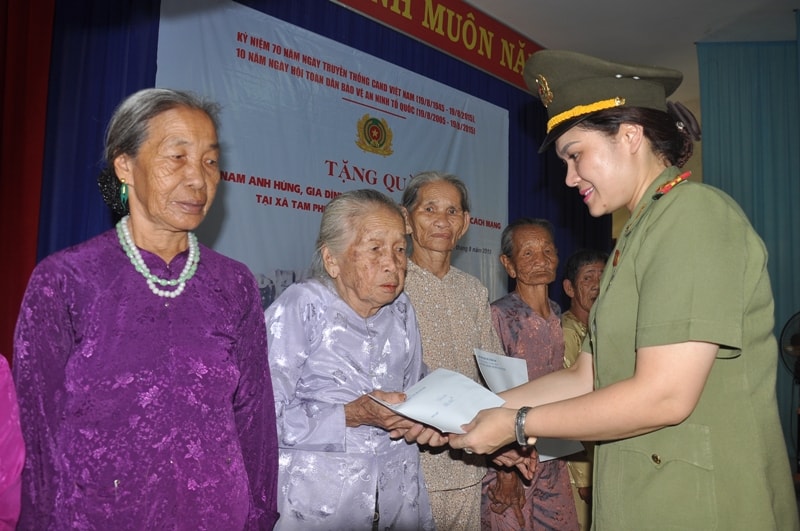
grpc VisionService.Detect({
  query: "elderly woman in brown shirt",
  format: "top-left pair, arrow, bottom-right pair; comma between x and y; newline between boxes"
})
401,171 -> 503,531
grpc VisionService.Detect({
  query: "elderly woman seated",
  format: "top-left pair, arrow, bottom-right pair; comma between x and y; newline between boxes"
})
264,189 -> 434,530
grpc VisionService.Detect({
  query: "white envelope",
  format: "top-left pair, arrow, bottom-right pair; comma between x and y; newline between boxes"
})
370,368 -> 505,434
474,348 -> 585,461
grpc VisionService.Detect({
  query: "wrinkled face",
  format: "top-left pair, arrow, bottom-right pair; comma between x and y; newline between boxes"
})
566,261 -> 604,315
556,125 -> 636,217
114,106 -> 220,233
501,225 -> 558,287
404,181 -> 470,254
324,207 -> 408,318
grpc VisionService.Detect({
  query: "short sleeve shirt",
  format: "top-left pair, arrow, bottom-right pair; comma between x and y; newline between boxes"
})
588,166 -> 798,531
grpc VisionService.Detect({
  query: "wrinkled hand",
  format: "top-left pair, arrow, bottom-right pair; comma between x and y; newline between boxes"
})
492,445 -> 537,481
578,486 -> 592,503
487,469 -> 526,527
344,390 -> 415,431
390,422 -> 449,446
448,407 -> 518,455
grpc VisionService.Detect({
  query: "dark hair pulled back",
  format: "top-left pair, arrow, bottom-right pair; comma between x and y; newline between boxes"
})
578,104 -> 700,168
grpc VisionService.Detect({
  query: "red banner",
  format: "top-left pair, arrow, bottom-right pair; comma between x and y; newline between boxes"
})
330,0 -> 543,92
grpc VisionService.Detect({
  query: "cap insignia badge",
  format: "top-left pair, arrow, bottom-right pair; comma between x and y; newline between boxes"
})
535,75 -> 553,107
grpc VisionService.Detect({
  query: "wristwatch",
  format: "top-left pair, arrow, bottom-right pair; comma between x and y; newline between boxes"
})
515,406 -> 532,447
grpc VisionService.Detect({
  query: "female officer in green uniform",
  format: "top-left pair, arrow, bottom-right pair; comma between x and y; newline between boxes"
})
446,50 -> 800,530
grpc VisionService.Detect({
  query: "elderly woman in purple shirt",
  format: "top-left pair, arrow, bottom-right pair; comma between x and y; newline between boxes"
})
12,88 -> 278,530
483,218 -> 578,530
265,189 -> 434,530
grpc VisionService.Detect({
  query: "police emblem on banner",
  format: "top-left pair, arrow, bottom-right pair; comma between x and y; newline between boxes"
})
355,114 -> 393,157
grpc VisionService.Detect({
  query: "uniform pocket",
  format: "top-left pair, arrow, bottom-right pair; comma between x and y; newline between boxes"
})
596,423 -> 717,530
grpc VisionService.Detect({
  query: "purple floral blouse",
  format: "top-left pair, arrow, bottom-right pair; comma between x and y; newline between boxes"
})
12,229 -> 278,530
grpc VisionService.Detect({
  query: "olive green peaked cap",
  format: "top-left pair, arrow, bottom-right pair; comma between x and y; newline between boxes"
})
524,50 -> 683,152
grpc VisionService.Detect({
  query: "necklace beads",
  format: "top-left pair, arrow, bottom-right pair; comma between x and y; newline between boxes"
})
116,215 -> 200,298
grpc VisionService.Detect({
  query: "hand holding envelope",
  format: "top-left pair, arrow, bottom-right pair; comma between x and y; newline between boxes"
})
369,368 -> 505,434
375,352 -> 583,462
474,348 -> 584,461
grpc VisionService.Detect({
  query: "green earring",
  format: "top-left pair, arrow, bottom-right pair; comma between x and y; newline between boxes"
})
119,180 -> 128,207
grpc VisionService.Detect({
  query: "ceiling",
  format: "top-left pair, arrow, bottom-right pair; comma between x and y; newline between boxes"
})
464,0 -> 799,104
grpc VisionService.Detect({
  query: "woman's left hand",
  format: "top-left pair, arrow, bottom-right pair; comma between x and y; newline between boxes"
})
448,407 -> 518,454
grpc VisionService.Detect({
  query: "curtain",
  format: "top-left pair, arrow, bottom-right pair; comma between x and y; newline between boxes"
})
1,0 -> 611,360
37,0 -> 161,259
0,0 -> 55,362
0,0 -> 160,361
697,32 -> 800,467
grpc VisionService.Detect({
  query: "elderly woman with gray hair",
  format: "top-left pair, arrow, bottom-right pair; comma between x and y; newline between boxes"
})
264,189 -> 434,530
400,171 -> 503,531
13,88 -> 278,529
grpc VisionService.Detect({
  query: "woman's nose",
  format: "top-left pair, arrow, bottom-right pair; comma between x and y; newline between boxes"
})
432,212 -> 449,226
564,166 -> 580,188
383,252 -> 400,272
183,158 -> 208,188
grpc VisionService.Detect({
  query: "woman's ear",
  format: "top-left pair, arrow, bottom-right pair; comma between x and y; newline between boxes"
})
499,253 -> 516,279
458,211 -> 471,239
563,278 -> 575,299
113,153 -> 134,186
321,246 -> 339,279
401,207 -> 413,234
621,122 -> 645,154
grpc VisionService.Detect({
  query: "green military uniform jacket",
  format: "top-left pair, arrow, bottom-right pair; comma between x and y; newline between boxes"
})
586,166 -> 799,530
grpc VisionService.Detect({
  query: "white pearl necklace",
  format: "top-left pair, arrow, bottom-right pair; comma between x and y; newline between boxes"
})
116,215 -> 200,298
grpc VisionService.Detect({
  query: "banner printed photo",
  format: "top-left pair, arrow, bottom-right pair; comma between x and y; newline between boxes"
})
157,0 -> 509,306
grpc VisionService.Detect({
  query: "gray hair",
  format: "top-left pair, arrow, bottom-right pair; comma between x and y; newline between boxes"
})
400,171 -> 471,213
105,88 -> 220,164
500,217 -> 555,257
310,189 -> 404,280
98,88 -> 221,216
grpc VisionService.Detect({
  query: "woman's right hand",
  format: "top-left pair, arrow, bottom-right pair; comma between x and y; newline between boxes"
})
344,390 -> 415,431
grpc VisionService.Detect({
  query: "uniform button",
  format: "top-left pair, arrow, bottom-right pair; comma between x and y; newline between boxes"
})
651,454 -> 661,465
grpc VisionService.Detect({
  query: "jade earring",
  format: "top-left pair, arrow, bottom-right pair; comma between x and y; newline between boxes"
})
119,179 -> 128,207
